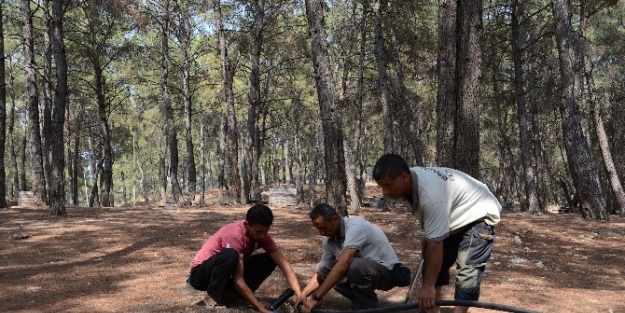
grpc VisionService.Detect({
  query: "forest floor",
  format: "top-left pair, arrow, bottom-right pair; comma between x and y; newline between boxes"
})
2,185 -> 625,313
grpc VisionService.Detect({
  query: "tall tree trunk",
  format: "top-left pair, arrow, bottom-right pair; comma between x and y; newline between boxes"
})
199,123 -> 206,206
48,0 -> 67,215
0,1 -> 7,208
158,129 -> 168,205
87,136 -> 100,207
160,0 -> 183,205
177,4 -> 196,204
70,116 -> 80,206
94,65 -> 114,207
390,25 -> 424,166
436,0 -> 482,178
435,0 -> 458,168
339,2 -> 361,213
217,114 -> 226,204
373,0 -> 392,153
305,0 -> 348,215
308,124 -> 320,207
42,0 -> 53,204
247,1 -> 265,203
579,0 -> 625,215
20,123 -> 27,192
551,0 -> 607,220
511,0 -> 540,214
21,0 -> 46,204
214,0 -> 241,204
6,60 -> 19,199
528,62 -> 546,209
454,0 -> 483,178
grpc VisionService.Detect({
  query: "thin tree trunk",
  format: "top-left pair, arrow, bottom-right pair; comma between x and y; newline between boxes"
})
390,25 -> 424,166
177,4 -> 196,205
308,124 -> 320,207
305,0 -> 348,215
160,0 -> 183,205
199,123 -> 206,206
551,0 -> 607,220
454,0 -> 483,178
87,136 -> 99,207
511,0 -> 540,214
579,0 -> 625,215
70,119 -> 80,206
20,122 -> 26,192
0,1 -> 7,208
48,0 -> 67,215
42,0 -> 53,204
6,59 -> 19,199
93,64 -> 114,207
214,0 -> 241,204
247,1 -> 265,203
21,0 -> 46,204
217,114 -> 226,204
435,0 -> 458,168
339,2 -> 361,213
373,0 -> 392,153
528,63 -> 546,208
158,129 -> 168,205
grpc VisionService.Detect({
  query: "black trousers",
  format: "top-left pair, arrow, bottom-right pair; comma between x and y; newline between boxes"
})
188,248 -> 276,303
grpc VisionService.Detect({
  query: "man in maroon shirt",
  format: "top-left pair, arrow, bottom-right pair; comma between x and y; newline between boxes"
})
188,204 -> 301,312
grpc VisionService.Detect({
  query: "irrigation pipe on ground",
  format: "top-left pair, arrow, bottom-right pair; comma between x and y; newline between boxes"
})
310,300 -> 542,313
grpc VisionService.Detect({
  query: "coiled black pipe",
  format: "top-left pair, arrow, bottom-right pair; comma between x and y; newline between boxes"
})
310,300 -> 542,313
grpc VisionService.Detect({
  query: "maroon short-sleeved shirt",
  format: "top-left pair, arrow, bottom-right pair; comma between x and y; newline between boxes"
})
190,220 -> 278,268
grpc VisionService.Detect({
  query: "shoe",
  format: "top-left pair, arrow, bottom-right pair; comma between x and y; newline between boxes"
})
333,282 -> 356,301
195,300 -> 227,309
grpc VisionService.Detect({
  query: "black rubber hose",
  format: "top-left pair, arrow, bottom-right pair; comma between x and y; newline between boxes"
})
310,300 -> 542,313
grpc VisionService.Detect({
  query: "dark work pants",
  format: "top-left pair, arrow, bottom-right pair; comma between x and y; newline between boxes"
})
316,258 -> 395,308
188,248 -> 276,304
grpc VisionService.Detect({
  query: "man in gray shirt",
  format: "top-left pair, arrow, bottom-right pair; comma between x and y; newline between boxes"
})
297,203 -> 410,313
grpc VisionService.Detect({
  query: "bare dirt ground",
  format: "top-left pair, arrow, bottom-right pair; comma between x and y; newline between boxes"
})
2,186 -> 625,313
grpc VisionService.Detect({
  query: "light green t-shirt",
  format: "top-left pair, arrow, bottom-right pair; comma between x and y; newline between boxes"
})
403,167 -> 501,242
321,216 -> 400,270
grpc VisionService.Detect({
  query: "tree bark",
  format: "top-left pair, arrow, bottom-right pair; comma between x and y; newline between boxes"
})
454,0 -> 483,178
579,0 -> 625,215
176,3 -> 197,205
214,0 -> 241,204
21,0 -> 47,204
551,0 -> 608,220
435,0 -> 458,168
0,1 -> 7,208
511,0 -> 541,214
305,0 -> 348,215
436,0 -> 482,178
6,59 -> 20,199
373,0 -> 393,153
247,0 -> 268,203
160,0 -> 183,205
48,0 -> 68,215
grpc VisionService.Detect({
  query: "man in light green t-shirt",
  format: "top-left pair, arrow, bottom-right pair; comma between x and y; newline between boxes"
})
296,203 -> 410,313
373,153 -> 501,313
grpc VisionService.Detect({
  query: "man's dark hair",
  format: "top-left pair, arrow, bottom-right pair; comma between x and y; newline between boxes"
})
246,204 -> 274,227
309,203 -> 338,221
372,153 -> 411,180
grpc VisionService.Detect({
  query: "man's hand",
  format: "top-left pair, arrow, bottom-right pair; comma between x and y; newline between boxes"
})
418,284 -> 437,310
302,298 -> 319,313
294,293 -> 307,309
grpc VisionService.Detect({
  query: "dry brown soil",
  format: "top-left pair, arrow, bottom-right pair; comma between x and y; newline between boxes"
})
2,189 -> 625,313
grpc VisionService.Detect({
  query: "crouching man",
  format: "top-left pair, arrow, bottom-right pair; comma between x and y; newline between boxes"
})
188,204 -> 301,313
297,203 -> 410,313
